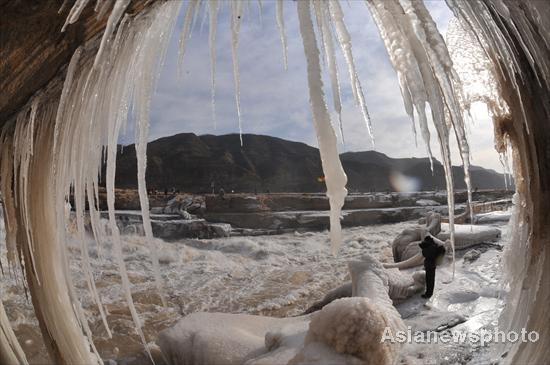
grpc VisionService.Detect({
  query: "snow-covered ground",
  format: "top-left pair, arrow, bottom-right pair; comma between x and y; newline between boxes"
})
0,215 -> 508,364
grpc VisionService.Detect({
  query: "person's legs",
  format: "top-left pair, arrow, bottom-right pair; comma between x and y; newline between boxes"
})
422,266 -> 435,298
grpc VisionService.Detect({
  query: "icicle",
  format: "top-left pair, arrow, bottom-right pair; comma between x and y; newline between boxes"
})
275,0 -> 288,70
366,0 -> 463,273
104,77 -> 155,364
230,0 -> 244,145
328,0 -> 374,146
132,1 -> 181,309
0,299 -> 29,365
178,0 -> 200,78
93,0 -> 131,68
297,0 -> 348,254
96,0 -> 113,20
61,0 -> 91,31
54,47 -> 82,167
316,1 -> 344,143
58,0 -> 70,14
94,0 -> 103,12
257,0 -> 263,25
400,0 -> 474,224
312,2 -> 327,67
73,175 -> 112,338
199,1 -> 210,34
208,0 -> 219,128
191,0 -> 204,34
0,138 -> 18,266
366,0 -> 434,169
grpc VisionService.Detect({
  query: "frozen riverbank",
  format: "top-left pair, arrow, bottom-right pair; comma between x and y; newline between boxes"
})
0,216 -> 508,364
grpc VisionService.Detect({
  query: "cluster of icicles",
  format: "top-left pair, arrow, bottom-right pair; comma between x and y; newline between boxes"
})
0,0 -> 520,364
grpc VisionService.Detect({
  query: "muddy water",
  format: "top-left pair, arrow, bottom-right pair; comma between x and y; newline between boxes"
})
1,219 -> 409,364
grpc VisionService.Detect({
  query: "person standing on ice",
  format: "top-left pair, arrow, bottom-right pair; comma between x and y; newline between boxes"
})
419,235 -> 446,298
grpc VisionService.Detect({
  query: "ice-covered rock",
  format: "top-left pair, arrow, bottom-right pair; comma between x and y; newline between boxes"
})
438,224 -> 501,248
415,199 -> 439,206
210,223 -> 232,238
157,254 -> 405,365
396,223 -> 501,262
151,219 -> 231,240
157,312 -> 304,365
474,210 -> 512,224
151,195 -> 204,217
392,212 -> 442,262
463,249 -> 481,263
297,298 -> 398,365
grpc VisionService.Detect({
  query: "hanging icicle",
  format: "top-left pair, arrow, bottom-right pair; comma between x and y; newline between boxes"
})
230,0 -> 244,146
297,0 -> 348,254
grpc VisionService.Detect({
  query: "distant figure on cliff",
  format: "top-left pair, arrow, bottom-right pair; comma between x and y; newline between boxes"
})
218,188 -> 225,200
419,236 -> 446,299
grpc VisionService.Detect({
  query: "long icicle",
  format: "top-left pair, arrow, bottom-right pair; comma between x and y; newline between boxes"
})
328,0 -> 374,146
178,0 -> 199,78
230,0 -> 244,146
275,0 -> 288,70
400,0 -> 473,226
208,0 -> 219,128
297,0 -> 348,254
93,0 -> 131,68
318,1 -> 345,143
133,0 -> 182,308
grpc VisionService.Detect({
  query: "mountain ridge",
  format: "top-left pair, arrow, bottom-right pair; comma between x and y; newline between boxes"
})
112,133 -> 510,193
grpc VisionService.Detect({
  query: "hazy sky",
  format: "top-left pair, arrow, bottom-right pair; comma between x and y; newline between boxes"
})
121,0 -> 503,172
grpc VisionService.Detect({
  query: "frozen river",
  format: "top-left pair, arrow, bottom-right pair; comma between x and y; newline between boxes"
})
0,216 -> 508,364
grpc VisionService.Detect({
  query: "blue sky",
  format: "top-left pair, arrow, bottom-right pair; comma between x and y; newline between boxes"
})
121,0 -> 502,172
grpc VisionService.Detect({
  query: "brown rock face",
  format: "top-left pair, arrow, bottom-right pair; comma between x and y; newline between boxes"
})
0,0 -> 150,125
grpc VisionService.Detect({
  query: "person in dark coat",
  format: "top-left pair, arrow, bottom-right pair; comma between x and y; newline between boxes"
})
419,235 -> 446,298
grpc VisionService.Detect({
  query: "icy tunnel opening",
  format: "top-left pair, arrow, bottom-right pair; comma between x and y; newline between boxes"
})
1,1 -> 548,365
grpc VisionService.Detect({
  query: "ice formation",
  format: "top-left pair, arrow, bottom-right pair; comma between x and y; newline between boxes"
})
0,300 -> 28,365
297,0 -> 348,254
1,0 -> 549,364
157,254 -> 406,365
208,0 -> 219,126
276,0 -> 289,70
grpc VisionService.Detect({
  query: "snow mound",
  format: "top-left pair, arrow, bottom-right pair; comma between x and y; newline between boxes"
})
157,312 -> 286,365
438,224 -> 501,248
300,297 -> 398,365
416,199 -> 440,206
474,210 -> 512,224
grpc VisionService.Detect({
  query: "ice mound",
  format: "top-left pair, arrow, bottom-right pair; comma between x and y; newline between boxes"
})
299,297 -> 398,365
157,312 -> 291,365
157,254 -> 405,365
438,224 -> 501,247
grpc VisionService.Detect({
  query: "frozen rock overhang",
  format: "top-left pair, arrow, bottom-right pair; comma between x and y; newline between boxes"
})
0,1 -> 549,364
0,0 -> 154,125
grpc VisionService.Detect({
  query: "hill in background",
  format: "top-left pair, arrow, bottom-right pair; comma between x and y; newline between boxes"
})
112,133 -> 510,193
